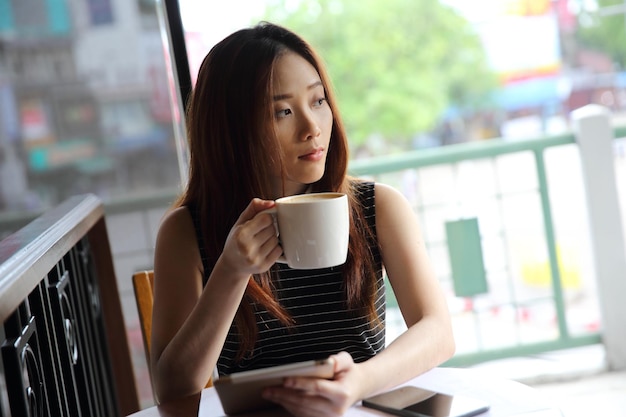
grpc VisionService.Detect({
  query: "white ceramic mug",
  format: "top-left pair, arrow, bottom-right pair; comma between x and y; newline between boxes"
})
264,192 -> 349,269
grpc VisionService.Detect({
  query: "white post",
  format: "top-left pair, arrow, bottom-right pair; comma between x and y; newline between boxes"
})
571,104 -> 626,371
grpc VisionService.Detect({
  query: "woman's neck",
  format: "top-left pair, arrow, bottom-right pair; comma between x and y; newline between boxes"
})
271,182 -> 311,199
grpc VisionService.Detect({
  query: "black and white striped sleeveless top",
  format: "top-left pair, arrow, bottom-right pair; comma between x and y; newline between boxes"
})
188,181 -> 385,376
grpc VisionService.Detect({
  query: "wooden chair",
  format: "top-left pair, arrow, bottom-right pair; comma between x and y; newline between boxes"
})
132,270 -> 155,379
132,270 -> 213,389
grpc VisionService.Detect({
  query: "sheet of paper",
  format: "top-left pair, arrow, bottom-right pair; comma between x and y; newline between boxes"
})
198,388 -> 223,417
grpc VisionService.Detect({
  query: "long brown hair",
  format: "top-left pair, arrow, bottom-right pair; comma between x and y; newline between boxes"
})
177,22 -> 379,359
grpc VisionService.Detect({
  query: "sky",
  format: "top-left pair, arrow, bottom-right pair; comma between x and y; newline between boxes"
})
178,0 -> 267,46
177,0 -> 269,84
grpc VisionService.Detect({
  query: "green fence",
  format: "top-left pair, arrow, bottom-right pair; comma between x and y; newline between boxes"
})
349,127 -> 626,366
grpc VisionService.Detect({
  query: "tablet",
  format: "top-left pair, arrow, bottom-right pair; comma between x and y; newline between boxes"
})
214,357 -> 335,415
362,386 -> 490,417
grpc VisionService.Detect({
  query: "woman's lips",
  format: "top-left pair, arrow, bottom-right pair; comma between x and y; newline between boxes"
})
298,148 -> 324,161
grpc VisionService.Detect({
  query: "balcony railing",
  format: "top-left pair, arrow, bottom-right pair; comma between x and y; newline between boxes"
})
0,194 -> 139,416
350,106 -> 626,369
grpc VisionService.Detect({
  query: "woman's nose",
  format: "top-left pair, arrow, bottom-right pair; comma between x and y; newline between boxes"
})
299,111 -> 321,141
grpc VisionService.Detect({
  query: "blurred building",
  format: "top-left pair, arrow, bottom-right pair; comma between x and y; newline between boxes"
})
0,0 -> 182,213
436,0 -> 626,143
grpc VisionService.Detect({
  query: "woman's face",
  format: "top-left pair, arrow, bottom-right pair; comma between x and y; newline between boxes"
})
270,51 -> 333,197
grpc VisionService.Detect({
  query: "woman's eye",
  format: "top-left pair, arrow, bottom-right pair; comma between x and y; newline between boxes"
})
275,108 -> 292,118
314,98 -> 327,107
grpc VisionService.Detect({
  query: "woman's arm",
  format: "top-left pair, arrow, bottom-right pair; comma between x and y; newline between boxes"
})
356,182 -> 456,394
150,199 -> 282,402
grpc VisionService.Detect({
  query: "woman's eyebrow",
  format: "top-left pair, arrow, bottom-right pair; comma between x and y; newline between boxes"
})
273,80 -> 323,101
308,80 -> 323,90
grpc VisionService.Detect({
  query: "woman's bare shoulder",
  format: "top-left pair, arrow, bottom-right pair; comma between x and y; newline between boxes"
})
158,206 -> 195,240
374,182 -> 408,206
372,181 -> 419,235
155,206 -> 201,272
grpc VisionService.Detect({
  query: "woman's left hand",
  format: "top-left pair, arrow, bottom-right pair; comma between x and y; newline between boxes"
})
262,352 -> 364,417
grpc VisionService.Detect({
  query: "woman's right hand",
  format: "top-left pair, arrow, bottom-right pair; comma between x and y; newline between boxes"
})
218,198 -> 282,279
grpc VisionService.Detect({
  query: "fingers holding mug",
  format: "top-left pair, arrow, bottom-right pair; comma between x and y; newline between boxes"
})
223,199 -> 281,274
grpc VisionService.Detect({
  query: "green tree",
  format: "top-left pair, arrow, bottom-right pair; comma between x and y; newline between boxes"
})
263,0 -> 497,148
576,0 -> 626,69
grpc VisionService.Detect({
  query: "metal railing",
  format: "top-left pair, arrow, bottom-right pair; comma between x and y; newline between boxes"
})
0,194 -> 139,416
350,123 -> 626,367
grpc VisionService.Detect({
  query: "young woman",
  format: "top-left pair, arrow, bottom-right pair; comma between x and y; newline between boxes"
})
151,22 -> 455,416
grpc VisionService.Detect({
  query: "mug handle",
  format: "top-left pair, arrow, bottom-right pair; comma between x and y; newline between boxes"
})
260,207 -> 288,264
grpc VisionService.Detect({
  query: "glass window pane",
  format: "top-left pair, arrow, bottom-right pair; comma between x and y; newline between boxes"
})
0,0 -> 185,221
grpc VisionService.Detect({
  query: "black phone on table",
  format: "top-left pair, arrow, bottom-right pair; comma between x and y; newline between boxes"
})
362,386 -> 490,417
